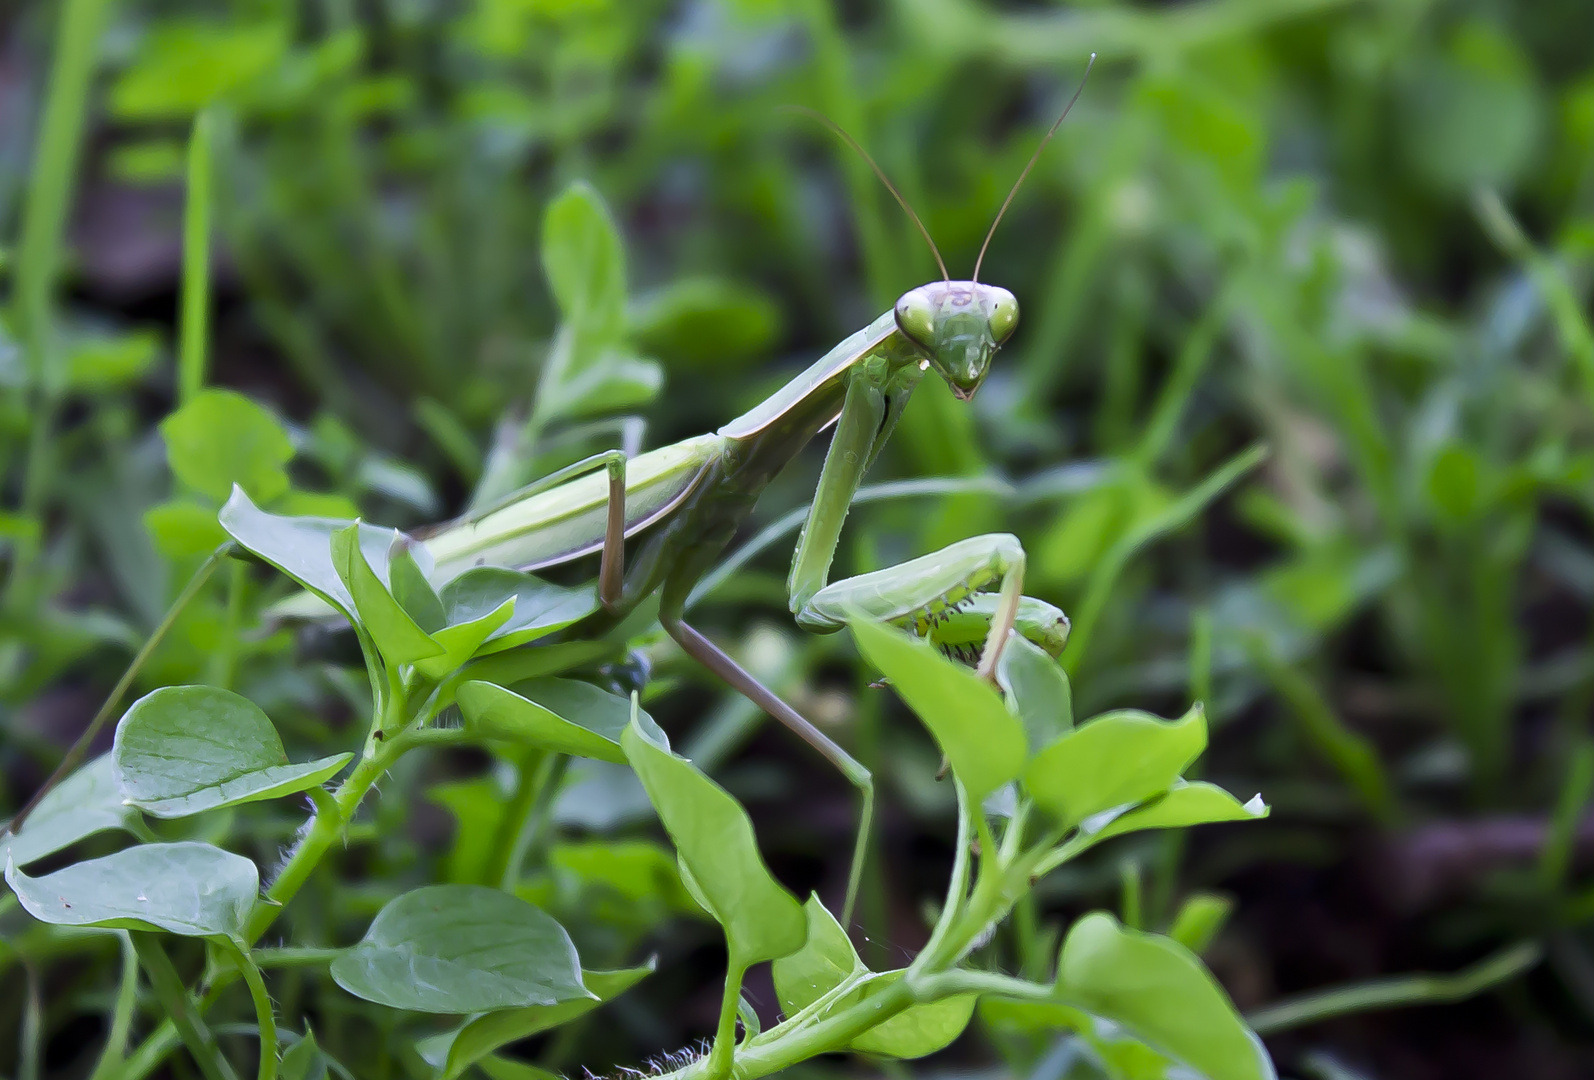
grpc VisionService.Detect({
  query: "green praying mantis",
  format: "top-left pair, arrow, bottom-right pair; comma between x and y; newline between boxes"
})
408,63 -> 1094,919
9,60 -> 1094,927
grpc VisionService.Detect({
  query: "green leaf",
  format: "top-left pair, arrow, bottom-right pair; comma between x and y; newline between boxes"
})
219,487 -> 393,626
160,389 -> 294,502
109,20 -> 289,120
5,841 -> 258,937
629,277 -> 781,370
330,884 -> 590,1014
67,330 -> 159,391
849,619 -> 1025,801
772,894 -> 864,1013
1087,781 -> 1269,844
389,537 -> 446,633
0,755 -> 137,868
1057,912 -> 1274,1080
996,634 -> 1073,748
279,1031 -> 328,1080
144,499 -> 229,560
457,679 -> 634,763
415,597 -> 517,681
549,841 -> 700,915
112,685 -> 351,818
621,710 -> 805,967
1023,705 -> 1205,827
425,962 -> 655,1080
332,523 -> 444,666
772,896 -> 974,1058
542,181 -> 626,343
440,568 -> 598,653
1167,893 -> 1233,956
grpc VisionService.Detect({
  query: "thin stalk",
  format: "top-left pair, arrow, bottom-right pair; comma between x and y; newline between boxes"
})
87,933 -> 140,1080
917,782 -> 974,966
484,751 -> 549,888
20,962 -> 41,1080
179,111 -> 215,404
220,940 -> 278,1080
503,753 -> 570,887
130,934 -> 239,1080
704,963 -> 748,1080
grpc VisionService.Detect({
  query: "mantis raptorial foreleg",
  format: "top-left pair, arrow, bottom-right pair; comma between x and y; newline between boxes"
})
796,533 -> 1028,680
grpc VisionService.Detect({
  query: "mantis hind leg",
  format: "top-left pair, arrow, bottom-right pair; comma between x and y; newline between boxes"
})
659,610 -> 874,927
795,532 -> 1058,680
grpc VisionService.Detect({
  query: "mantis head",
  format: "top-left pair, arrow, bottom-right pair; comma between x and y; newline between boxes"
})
894,282 -> 1018,401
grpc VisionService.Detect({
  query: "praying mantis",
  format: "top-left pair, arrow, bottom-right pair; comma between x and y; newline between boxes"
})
412,63 -> 1095,920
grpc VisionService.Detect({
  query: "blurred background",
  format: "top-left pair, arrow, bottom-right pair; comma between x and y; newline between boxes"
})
4,0 -> 1594,1077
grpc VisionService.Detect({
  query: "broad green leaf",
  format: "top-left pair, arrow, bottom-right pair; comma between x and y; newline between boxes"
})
621,712 -> 805,967
457,679 -> 633,763
330,884 -> 590,1013
849,619 -> 1025,801
996,634 -> 1073,748
144,499 -> 229,560
542,352 -> 663,419
219,487 -> 393,624
160,389 -> 294,502
978,998 -> 1175,1078
0,755 -> 136,868
542,181 -> 625,343
440,568 -> 598,652
425,962 -> 654,1080
1024,705 -> 1206,827
332,524 -> 444,666
6,841 -> 257,937
1057,912 -> 1274,1080
772,896 -> 973,1058
416,597 -> 517,681
65,331 -> 159,391
112,686 -> 350,818
1087,781 -> 1269,844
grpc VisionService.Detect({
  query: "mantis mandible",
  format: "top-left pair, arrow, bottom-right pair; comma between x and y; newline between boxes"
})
417,61 -> 1094,920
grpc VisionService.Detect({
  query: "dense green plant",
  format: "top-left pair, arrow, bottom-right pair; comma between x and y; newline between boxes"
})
3,474 -> 1273,1079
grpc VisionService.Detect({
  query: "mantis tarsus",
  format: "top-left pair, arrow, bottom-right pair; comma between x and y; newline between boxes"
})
11,59 -> 1095,927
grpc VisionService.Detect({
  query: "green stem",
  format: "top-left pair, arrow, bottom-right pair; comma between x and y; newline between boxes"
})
221,940 -> 278,1080
129,934 -> 239,1080
705,963 -> 748,1080
249,947 -> 342,971
918,782 -> 973,964
179,111 -> 215,404
1247,941 -> 1541,1035
87,932 -> 140,1080
484,751 -> 549,888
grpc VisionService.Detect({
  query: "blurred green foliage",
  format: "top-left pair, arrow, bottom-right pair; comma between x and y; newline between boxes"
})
4,0 -> 1594,1077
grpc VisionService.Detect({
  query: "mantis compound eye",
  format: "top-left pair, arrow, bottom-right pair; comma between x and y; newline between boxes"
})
894,290 -> 937,350
986,287 -> 1019,344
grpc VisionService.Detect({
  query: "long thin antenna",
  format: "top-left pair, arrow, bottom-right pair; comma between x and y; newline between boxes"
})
784,105 -> 950,284
972,53 -> 1096,284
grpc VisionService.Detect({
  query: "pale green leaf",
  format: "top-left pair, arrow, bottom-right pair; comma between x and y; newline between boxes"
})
1087,781 -> 1269,844
332,523 -> 444,666
6,841 -> 258,937
0,755 -> 137,868
160,389 -> 293,502
113,685 -> 351,818
330,885 -> 590,1013
996,634 -> 1073,749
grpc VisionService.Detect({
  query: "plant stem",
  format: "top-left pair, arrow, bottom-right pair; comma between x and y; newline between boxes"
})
704,963 -> 748,1079
130,934 -> 239,1080
179,112 -> 215,404
484,750 -> 548,888
221,940 -> 278,1080
88,932 -> 140,1080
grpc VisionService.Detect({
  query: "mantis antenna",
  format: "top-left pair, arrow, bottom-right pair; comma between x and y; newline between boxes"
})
785,105 -> 951,284
972,52 -> 1097,284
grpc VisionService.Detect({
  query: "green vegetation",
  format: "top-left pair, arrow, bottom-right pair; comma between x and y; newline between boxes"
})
2,1 -> 1592,1078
